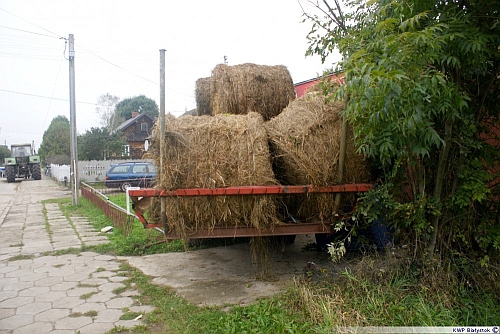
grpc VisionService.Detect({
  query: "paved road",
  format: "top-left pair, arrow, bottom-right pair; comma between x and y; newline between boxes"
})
0,177 -> 153,333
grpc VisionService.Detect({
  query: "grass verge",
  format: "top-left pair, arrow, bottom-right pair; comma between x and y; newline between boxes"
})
44,196 -> 184,256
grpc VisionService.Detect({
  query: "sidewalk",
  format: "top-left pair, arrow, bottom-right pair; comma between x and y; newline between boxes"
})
0,179 -> 154,334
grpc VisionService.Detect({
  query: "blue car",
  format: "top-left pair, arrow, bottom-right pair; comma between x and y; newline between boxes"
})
105,162 -> 156,192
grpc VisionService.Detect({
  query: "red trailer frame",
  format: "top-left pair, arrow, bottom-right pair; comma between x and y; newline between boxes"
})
128,183 -> 372,240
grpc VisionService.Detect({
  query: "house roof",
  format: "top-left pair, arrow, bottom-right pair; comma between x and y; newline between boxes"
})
113,113 -> 154,133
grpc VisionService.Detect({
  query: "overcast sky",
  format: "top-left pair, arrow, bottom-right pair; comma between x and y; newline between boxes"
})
0,0 -> 338,150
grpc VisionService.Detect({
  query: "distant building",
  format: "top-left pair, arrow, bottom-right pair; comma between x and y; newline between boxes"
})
114,112 -> 155,159
294,72 -> 344,98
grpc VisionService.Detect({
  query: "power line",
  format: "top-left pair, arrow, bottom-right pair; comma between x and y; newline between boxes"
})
0,7 -> 62,38
0,8 -> 195,99
75,43 -> 159,86
0,88 -> 97,105
75,43 -> 195,98
0,25 -> 61,39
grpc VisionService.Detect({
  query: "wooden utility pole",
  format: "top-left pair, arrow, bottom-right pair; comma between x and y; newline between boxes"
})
68,34 -> 79,206
159,49 -> 166,230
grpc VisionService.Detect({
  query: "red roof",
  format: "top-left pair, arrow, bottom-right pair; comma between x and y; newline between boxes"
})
294,72 -> 345,98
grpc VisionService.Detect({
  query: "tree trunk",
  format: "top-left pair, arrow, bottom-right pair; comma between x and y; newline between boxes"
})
428,120 -> 453,259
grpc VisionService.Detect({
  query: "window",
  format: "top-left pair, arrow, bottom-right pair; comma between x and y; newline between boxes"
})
122,145 -> 130,157
132,165 -> 147,174
110,165 -> 130,174
141,123 -> 148,132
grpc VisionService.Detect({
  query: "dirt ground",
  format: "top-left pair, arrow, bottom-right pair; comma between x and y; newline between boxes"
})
122,235 -> 336,307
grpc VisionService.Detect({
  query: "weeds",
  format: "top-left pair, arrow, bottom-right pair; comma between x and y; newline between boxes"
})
7,254 -> 35,261
288,255 -> 500,330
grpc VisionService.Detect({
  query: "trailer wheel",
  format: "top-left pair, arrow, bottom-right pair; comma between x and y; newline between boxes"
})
32,164 -> 41,180
6,166 -> 15,183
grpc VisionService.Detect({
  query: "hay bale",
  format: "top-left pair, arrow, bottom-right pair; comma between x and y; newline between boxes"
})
147,112 -> 280,240
265,90 -> 370,221
195,77 -> 212,116
210,63 -> 295,120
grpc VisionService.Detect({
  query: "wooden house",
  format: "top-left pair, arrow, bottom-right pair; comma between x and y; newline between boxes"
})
114,112 -> 155,159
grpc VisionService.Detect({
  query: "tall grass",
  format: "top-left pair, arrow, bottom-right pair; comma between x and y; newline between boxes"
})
287,255 -> 500,331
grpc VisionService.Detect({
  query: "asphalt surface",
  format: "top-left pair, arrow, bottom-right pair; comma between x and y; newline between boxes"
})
0,177 -> 154,334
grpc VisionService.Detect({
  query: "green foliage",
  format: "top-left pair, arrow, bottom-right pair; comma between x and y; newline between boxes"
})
114,95 -> 159,122
38,115 -> 71,164
78,127 -> 126,160
303,0 -> 500,258
0,145 -> 11,163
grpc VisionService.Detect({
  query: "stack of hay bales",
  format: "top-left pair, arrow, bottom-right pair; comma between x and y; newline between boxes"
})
195,77 -> 212,116
197,63 -> 295,120
148,63 -> 370,243
147,112 -> 281,241
265,88 -> 370,221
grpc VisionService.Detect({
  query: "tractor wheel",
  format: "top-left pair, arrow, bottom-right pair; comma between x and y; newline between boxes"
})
32,164 -> 41,180
6,166 -> 15,183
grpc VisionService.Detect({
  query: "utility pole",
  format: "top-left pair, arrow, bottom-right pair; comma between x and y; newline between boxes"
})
68,34 -> 79,205
159,49 -> 167,231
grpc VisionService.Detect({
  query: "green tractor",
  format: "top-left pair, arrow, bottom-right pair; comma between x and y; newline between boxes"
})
5,143 -> 41,183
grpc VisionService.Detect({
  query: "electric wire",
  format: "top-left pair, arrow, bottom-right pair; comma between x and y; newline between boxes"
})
0,25 -> 61,39
0,7 -> 62,38
0,88 -> 97,105
40,52 -> 65,140
1,7 -> 195,101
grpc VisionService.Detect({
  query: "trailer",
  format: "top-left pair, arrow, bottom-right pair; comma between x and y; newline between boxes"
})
128,183 -> 372,240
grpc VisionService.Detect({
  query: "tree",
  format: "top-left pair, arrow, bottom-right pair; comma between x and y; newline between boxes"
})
0,145 -> 11,163
38,115 -> 71,165
114,95 -> 159,123
96,93 -> 121,132
304,0 -> 500,259
78,127 -> 126,161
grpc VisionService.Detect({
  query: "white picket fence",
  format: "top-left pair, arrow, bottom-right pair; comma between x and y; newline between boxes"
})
49,164 -> 70,182
49,159 -> 152,183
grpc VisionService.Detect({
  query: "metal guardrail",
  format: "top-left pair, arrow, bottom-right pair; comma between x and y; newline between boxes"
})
80,182 -> 136,236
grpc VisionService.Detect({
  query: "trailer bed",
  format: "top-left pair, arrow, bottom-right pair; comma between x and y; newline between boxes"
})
128,183 -> 372,239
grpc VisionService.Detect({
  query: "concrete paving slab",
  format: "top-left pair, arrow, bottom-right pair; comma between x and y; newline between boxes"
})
13,321 -> 53,334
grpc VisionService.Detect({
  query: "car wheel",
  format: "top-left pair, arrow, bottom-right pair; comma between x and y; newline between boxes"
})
120,182 -> 132,192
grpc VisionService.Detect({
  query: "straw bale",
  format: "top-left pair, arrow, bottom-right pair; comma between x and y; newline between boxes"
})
147,112 -> 280,240
266,90 -> 370,221
195,77 -> 212,116
210,63 -> 295,121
